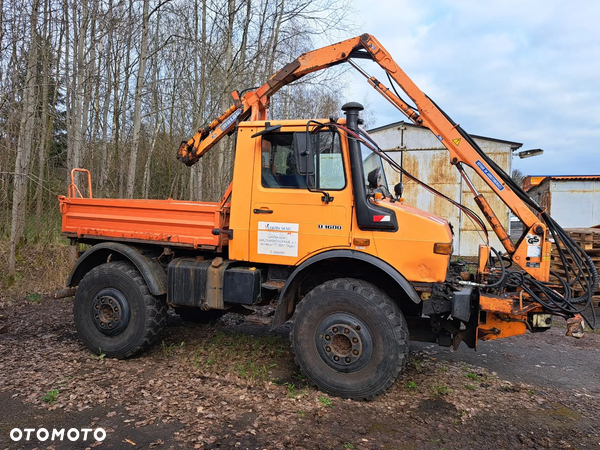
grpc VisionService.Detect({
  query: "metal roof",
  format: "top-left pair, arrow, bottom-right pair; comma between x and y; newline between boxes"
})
367,120 -> 523,149
526,175 -> 600,192
539,175 -> 600,181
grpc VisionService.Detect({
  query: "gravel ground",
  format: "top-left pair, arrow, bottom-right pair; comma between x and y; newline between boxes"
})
1,295 -> 599,450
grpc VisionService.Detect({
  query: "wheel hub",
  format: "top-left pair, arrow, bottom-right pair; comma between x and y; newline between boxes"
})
91,288 -> 130,336
316,314 -> 373,373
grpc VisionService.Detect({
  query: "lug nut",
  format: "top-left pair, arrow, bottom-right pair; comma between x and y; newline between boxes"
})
333,356 -> 339,361
332,327 -> 338,333
352,349 -> 359,355
345,357 -> 351,363
324,335 -> 331,341
325,346 -> 331,352
344,328 -> 349,334
352,337 -> 358,343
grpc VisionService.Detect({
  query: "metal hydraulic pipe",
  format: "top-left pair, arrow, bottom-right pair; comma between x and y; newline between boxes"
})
456,163 -> 516,254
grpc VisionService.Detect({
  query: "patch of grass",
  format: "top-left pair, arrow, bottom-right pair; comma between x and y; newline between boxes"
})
318,396 -> 333,408
0,239 -> 72,296
91,349 -> 106,361
464,384 -> 476,390
161,340 -> 176,357
431,381 -> 451,396
292,371 -> 307,382
161,341 -> 185,357
406,380 -> 417,389
187,329 -> 289,383
3,272 -> 24,289
42,389 -> 59,404
465,371 -> 478,380
343,443 -> 355,449
409,358 -> 424,373
284,382 -> 297,398
234,361 -> 277,381
25,292 -> 42,303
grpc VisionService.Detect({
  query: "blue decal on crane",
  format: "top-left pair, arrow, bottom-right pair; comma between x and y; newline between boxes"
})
220,109 -> 242,131
475,160 -> 504,191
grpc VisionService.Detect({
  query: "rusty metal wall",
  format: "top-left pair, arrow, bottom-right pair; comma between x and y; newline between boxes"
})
530,180 -> 600,228
370,123 -> 515,256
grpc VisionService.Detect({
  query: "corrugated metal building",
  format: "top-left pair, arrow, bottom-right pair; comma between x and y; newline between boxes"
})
369,121 -> 522,256
526,176 -> 600,228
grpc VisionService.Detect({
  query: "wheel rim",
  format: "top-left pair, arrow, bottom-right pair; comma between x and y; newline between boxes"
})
315,313 -> 373,373
91,288 -> 131,336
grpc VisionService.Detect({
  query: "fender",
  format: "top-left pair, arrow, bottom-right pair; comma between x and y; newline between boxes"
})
67,242 -> 167,296
271,249 -> 420,328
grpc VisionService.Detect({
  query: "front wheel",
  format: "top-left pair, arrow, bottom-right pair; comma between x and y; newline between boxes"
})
291,278 -> 409,400
73,261 -> 167,358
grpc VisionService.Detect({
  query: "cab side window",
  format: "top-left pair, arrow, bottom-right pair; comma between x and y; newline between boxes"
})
312,131 -> 345,190
260,130 -> 345,190
261,133 -> 306,189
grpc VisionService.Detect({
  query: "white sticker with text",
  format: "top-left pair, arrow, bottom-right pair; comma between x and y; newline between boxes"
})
257,222 -> 299,257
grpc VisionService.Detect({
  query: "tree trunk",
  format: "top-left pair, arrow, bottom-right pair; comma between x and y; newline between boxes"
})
34,0 -> 52,239
126,0 -> 150,198
9,0 -> 40,274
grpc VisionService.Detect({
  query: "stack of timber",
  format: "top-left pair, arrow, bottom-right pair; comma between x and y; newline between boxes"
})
550,228 -> 600,309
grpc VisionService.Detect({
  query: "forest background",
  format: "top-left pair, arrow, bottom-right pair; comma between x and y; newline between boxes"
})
0,0 -> 354,290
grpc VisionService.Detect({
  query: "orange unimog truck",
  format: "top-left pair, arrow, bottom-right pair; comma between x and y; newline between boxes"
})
59,34 -> 597,400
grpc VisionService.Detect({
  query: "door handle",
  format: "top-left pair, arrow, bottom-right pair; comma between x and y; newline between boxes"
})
253,208 -> 273,214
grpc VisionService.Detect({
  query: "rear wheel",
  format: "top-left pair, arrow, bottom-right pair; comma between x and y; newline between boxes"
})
73,261 -> 167,358
291,278 -> 409,400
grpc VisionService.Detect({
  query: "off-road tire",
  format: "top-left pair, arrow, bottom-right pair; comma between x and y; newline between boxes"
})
291,278 -> 409,400
73,261 -> 167,358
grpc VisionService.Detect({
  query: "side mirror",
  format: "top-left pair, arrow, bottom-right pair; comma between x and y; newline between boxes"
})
394,182 -> 404,199
367,168 -> 381,189
293,132 -> 315,175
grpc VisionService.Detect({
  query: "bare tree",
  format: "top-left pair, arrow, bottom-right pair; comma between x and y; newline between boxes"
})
1,0 -> 355,255
9,0 -> 40,274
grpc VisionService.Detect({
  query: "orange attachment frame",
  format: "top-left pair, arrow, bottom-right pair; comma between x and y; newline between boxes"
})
68,168 -> 93,199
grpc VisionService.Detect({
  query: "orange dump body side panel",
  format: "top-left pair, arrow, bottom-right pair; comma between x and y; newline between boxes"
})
58,196 -> 229,249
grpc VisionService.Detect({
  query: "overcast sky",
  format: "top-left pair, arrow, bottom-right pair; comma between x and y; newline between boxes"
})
337,0 -> 600,176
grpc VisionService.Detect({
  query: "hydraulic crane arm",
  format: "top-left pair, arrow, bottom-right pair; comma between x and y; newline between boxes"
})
177,35 -> 367,166
177,34 -> 554,277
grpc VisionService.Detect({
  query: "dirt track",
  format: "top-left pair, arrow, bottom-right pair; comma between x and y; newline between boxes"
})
1,295 -> 599,450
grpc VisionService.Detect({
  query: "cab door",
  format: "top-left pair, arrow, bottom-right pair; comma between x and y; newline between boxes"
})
249,128 -> 352,265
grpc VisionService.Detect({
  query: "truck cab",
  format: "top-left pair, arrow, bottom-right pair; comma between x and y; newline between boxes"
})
228,104 -> 453,285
